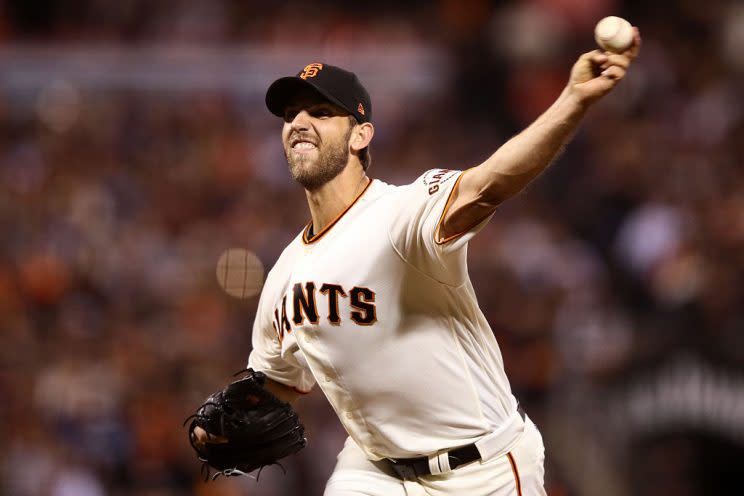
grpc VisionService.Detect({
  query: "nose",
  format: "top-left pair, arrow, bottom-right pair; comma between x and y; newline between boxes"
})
289,110 -> 312,131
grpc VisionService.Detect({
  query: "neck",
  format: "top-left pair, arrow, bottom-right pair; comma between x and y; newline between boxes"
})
305,164 -> 369,234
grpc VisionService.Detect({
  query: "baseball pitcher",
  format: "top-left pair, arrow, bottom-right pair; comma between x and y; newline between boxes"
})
189,28 -> 641,496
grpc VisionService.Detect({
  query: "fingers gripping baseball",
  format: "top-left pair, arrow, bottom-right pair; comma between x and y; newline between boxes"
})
600,53 -> 631,71
568,27 -> 641,105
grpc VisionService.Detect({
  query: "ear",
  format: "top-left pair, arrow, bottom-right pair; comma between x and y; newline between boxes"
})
349,122 -> 374,153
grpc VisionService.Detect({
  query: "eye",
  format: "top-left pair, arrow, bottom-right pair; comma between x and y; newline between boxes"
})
312,108 -> 331,118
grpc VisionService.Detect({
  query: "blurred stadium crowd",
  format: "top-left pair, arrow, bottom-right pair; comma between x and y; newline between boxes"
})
2,1 -> 744,495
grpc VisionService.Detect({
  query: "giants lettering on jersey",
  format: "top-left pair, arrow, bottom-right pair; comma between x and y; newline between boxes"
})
423,168 -> 454,195
272,282 -> 377,340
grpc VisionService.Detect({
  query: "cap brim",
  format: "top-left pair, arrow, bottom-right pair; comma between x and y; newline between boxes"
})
265,77 -> 351,119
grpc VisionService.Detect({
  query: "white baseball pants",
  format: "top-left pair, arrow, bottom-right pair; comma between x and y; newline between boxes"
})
324,416 -> 547,496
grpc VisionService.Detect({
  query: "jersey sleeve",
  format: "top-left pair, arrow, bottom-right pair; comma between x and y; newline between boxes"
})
247,288 -> 316,394
388,169 -> 493,285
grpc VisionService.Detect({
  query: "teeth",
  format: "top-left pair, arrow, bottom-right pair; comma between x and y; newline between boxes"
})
293,142 -> 316,150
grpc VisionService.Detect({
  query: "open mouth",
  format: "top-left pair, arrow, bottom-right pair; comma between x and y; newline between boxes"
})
290,136 -> 318,151
293,141 -> 317,150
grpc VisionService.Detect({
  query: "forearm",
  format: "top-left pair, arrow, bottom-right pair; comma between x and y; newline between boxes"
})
476,88 -> 587,204
438,41 -> 639,240
265,377 -> 304,404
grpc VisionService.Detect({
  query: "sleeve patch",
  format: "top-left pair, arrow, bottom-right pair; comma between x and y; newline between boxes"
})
421,169 -> 459,195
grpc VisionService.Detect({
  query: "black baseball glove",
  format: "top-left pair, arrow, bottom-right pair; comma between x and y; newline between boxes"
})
185,369 -> 306,479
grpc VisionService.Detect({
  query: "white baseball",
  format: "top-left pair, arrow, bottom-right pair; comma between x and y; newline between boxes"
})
594,16 -> 634,53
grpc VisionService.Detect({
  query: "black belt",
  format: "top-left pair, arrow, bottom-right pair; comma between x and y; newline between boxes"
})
387,406 -> 525,480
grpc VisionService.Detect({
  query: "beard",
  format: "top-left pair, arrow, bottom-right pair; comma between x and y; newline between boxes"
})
284,126 -> 352,191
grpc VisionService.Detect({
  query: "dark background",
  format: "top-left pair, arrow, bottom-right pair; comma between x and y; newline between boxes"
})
1,0 -> 743,495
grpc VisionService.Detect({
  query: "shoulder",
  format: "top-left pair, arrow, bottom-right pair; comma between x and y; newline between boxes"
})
268,231 -> 305,275
393,169 -> 463,201
259,231 -> 304,296
372,169 -> 461,195
417,169 -> 461,194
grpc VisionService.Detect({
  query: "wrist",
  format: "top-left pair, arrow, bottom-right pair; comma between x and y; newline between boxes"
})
561,84 -> 600,113
557,86 -> 591,119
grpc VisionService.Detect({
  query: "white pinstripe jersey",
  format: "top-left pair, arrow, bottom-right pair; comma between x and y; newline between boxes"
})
248,169 -> 519,460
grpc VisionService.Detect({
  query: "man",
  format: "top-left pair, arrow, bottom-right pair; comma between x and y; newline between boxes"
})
197,30 -> 640,495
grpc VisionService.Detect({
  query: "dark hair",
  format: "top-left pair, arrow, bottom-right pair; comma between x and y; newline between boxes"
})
348,116 -> 371,171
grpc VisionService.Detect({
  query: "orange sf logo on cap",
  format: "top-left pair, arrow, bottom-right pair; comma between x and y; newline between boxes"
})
357,103 -> 365,116
300,63 -> 323,79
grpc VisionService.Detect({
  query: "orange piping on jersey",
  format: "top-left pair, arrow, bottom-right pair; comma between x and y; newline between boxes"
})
302,179 -> 374,244
507,452 -> 522,496
433,169 -> 490,245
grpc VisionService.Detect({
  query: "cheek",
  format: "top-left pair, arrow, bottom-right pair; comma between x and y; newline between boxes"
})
326,124 -> 349,146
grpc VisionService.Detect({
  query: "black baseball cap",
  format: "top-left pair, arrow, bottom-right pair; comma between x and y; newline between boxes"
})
265,63 -> 372,123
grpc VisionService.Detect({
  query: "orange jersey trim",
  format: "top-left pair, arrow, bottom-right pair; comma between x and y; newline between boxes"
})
302,179 -> 374,244
507,452 -> 523,496
434,171 -> 466,244
434,169 -> 491,245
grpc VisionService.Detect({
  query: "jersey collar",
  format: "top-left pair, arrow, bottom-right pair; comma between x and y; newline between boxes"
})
302,179 -> 374,244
